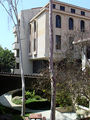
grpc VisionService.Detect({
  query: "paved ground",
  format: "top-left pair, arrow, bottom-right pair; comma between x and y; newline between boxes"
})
0,93 -> 77,120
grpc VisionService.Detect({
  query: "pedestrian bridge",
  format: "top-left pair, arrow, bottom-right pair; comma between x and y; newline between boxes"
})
0,73 -> 41,96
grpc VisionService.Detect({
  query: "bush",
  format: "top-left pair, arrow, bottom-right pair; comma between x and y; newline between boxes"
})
25,90 -> 35,99
56,91 -> 72,107
76,96 -> 89,107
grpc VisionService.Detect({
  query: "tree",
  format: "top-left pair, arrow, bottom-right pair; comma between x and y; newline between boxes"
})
0,0 -> 25,116
49,0 -> 56,120
0,46 -> 15,72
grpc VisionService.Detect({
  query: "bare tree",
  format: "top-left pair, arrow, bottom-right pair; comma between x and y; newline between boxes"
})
49,0 -> 56,120
0,0 -> 25,116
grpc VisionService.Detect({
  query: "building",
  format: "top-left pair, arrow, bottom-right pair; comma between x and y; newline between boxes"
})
13,0 -> 90,75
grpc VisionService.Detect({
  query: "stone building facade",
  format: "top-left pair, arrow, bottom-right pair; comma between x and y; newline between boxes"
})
13,0 -> 90,74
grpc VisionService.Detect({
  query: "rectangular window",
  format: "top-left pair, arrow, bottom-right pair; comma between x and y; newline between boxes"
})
34,38 -> 36,51
30,24 -> 31,34
17,49 -> 19,57
81,11 -> 85,16
34,21 -> 36,32
16,63 -> 19,69
56,35 -> 61,50
60,6 -> 65,11
87,46 -> 90,59
52,4 -> 56,9
69,37 -> 74,50
71,8 -> 75,14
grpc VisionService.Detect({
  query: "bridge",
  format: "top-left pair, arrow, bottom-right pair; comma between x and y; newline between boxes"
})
0,73 -> 42,95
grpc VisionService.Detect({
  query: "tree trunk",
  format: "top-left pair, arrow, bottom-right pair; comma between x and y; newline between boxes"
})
49,0 -> 56,120
17,24 -> 25,116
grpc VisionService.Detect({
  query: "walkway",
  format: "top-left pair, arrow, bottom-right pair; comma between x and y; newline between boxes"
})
0,93 -> 77,120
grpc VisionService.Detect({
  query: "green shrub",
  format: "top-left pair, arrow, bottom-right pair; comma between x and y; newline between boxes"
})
56,91 -> 72,107
33,95 -> 41,100
25,90 -> 35,99
76,96 -> 89,107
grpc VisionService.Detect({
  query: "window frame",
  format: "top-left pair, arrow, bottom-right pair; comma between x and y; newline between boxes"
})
16,63 -> 19,69
80,20 -> 85,32
69,17 -> 74,30
71,8 -> 75,14
34,38 -> 36,51
56,35 -> 61,50
52,4 -> 56,9
81,11 -> 85,16
34,21 -> 36,32
60,6 -> 65,11
56,15 -> 61,28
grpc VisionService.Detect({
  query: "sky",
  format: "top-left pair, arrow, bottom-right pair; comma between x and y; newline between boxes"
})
0,0 -> 90,50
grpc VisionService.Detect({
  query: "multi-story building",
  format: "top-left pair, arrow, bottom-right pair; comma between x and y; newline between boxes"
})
13,0 -> 90,75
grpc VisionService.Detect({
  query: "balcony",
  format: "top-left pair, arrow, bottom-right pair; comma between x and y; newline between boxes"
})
12,42 -> 19,50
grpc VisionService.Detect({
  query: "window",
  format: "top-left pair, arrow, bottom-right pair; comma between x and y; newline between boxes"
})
34,38 -> 36,51
29,40 -> 31,53
69,18 -> 74,30
17,49 -> 19,57
34,21 -> 36,32
69,37 -> 74,50
87,46 -> 90,59
52,4 -> 56,9
81,11 -> 85,16
80,20 -> 85,32
30,24 -> 31,34
16,63 -> 19,69
71,8 -> 75,14
56,35 -> 61,50
60,6 -> 65,11
56,15 -> 61,28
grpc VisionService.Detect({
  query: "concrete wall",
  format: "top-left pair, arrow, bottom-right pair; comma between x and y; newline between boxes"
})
13,8 -> 41,75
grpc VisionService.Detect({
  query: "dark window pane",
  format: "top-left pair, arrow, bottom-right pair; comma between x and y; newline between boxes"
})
80,20 -> 85,32
56,35 -> 61,50
17,49 -> 19,57
56,15 -> 61,28
81,11 -> 85,16
60,6 -> 65,11
69,37 -> 74,50
33,60 -> 48,73
16,63 -> 19,69
71,8 -> 75,14
34,39 -> 36,51
30,24 -> 31,34
87,46 -> 90,59
34,21 -> 36,32
53,4 -> 56,9
69,18 -> 74,30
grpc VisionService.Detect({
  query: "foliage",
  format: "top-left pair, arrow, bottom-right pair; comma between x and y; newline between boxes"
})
76,96 -> 89,107
0,46 -> 15,72
40,58 -> 90,108
56,91 -> 72,107
25,90 -> 35,99
12,90 -> 50,110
